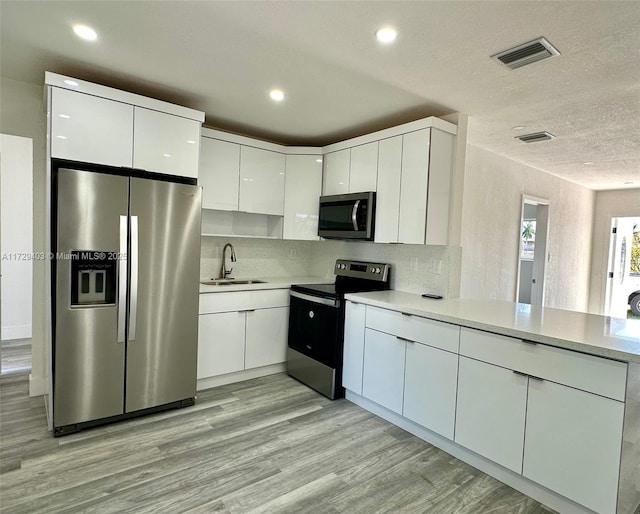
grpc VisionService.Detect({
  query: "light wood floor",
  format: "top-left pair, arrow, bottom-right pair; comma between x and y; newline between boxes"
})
0,338 -> 31,375
0,372 -> 554,513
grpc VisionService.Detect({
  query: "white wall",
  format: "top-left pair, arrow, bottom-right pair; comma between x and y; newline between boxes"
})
0,134 -> 33,340
588,189 -> 640,314
460,144 -> 595,312
0,77 -> 47,394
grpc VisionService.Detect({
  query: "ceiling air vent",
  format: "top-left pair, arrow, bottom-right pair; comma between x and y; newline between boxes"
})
516,131 -> 556,143
492,37 -> 560,70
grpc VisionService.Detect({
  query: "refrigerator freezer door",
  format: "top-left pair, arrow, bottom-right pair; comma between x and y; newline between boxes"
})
125,178 -> 202,412
54,169 -> 129,427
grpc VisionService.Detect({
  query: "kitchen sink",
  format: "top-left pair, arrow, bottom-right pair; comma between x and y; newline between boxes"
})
200,279 -> 267,286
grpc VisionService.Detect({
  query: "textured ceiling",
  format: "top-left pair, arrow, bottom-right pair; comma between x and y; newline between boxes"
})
1,1 -> 639,190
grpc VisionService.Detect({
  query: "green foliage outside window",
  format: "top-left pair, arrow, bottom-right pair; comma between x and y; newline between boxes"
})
631,230 -> 640,275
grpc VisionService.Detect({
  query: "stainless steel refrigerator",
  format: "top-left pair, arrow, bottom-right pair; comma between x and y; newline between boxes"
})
52,166 -> 202,435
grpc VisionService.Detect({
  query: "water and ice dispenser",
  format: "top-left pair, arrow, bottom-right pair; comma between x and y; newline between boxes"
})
69,251 -> 118,307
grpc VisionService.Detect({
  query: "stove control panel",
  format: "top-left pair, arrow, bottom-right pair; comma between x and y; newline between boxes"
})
334,259 -> 390,282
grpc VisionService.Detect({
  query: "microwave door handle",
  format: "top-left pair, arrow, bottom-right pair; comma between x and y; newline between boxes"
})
351,200 -> 360,230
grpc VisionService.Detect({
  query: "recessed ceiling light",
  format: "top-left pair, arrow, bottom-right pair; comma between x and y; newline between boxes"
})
186,140 -> 196,144
73,24 -> 98,41
316,159 -> 322,163
56,135 -> 67,140
512,126 -> 525,131
64,79 -> 79,87
376,27 -> 397,44
270,89 -> 285,102
583,161 -> 595,165
163,153 -> 171,158
58,114 -> 70,119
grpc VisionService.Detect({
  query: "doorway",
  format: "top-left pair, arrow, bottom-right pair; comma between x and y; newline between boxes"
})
605,217 -> 640,319
1,134 -> 33,374
516,195 -> 549,306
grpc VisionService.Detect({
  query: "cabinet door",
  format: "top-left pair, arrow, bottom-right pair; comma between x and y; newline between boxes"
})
424,129 -> 454,245
374,136 -> 402,243
245,307 -> 289,369
283,155 -> 322,240
349,142 -> 378,192
403,343 -> 458,439
133,107 -> 200,178
199,138 -> 240,211
342,301 -> 367,394
455,356 -> 528,473
239,146 -> 286,215
523,380 -> 624,514
362,329 -> 405,414
322,149 -> 350,195
197,312 -> 245,378
398,129 -> 430,244
51,87 -> 133,167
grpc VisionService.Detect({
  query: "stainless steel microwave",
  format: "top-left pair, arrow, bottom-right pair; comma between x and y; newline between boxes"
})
318,192 -> 375,240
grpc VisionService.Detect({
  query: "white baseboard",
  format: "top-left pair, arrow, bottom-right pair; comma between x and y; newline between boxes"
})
1,324 -> 32,340
197,363 -> 285,391
346,391 -> 594,514
29,373 -> 47,397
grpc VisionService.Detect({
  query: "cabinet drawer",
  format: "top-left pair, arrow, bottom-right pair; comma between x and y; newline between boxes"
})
199,288 -> 290,314
366,306 -> 459,353
460,327 -> 627,401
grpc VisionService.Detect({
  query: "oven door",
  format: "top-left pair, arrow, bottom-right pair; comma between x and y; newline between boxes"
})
287,291 -> 341,368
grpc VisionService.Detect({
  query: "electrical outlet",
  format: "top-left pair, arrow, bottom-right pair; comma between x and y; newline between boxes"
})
410,257 -> 418,271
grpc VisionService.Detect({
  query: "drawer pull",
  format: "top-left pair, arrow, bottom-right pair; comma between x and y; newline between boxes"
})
522,340 -> 538,346
401,312 -> 412,317
241,309 -> 256,313
529,375 -> 545,382
397,336 -> 415,343
512,370 -> 528,377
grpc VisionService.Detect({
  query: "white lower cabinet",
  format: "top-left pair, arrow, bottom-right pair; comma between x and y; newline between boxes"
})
245,307 -> 288,369
455,356 -> 528,473
342,301 -> 367,394
343,302 -> 630,514
362,329 -> 406,414
197,311 -> 245,378
403,342 -> 458,440
523,380 -> 624,514
198,290 -> 289,380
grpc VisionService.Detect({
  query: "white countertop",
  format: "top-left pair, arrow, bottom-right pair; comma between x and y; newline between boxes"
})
345,291 -> 640,364
199,276 -> 330,294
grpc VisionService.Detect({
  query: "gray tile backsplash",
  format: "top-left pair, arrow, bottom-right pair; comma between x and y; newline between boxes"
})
201,236 -> 461,298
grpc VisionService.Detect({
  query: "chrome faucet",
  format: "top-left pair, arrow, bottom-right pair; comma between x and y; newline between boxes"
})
220,243 -> 237,279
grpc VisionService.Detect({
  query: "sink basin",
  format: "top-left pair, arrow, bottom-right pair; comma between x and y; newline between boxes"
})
200,279 -> 266,286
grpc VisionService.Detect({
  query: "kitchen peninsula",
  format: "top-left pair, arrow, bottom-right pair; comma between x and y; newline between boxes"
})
343,292 -> 639,514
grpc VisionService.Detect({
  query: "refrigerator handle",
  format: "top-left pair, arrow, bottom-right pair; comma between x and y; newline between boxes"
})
117,216 -> 128,343
130,215 -> 139,341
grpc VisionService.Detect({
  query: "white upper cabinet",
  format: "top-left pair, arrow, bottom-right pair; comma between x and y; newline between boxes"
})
47,74 -> 205,176
199,138 -> 240,211
374,136 -> 403,243
239,146 -> 286,216
50,87 -> 134,167
398,129 -> 431,244
283,154 -> 322,240
322,149 -> 350,195
133,107 -> 201,179
349,142 -> 378,192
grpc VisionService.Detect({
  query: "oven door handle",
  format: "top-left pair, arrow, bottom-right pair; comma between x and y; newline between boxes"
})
290,290 -> 338,308
351,200 -> 361,231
